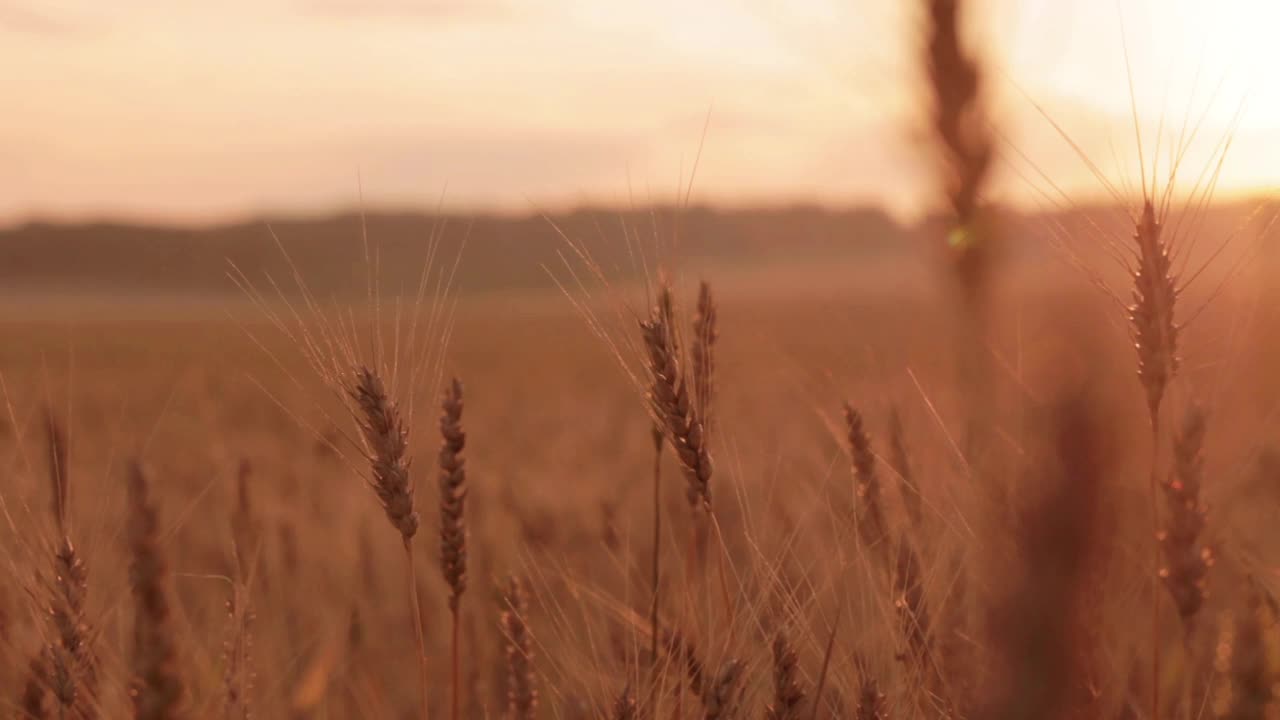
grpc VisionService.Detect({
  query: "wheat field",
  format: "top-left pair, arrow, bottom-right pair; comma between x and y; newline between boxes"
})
6,1 -> 1280,719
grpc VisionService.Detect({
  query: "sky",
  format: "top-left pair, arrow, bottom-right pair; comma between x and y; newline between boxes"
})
3,0 -> 1280,224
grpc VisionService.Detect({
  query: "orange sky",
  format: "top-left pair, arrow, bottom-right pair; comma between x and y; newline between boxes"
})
2,0 -> 1279,224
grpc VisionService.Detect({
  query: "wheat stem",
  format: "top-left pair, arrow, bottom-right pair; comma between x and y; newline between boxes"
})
450,607 -> 460,720
648,425 -> 663,712
404,541 -> 431,720
1150,418 -> 1162,720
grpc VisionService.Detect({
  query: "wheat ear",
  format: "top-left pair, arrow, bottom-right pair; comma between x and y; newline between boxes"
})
641,284 -> 712,511
43,413 -> 97,719
1214,579 -> 1277,719
613,684 -> 637,720
843,404 -> 891,560
855,659 -> 886,720
349,367 -> 419,541
1130,201 -> 1180,428
126,461 -> 186,720
20,652 -> 50,720
767,632 -> 805,720
1161,406 -> 1211,629
701,659 -> 743,720
501,575 -> 536,720
439,378 -> 468,720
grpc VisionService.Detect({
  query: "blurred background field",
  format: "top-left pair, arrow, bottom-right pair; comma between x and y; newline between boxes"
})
1,200 -> 1279,714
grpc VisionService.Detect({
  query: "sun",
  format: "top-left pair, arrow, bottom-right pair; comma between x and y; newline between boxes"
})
1009,0 -> 1278,121
1000,0 -> 1280,200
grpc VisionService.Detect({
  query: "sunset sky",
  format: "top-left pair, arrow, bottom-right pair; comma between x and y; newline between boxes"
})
3,0 -> 1279,224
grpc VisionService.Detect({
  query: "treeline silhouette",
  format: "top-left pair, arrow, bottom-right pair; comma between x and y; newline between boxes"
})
0,201 -> 1270,297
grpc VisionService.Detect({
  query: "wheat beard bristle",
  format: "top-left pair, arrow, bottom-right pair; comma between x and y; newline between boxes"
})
231,459 -> 260,585
46,412 -> 69,535
661,629 -> 706,698
350,367 -> 420,541
894,538 -> 932,662
1129,200 -> 1179,424
887,407 -> 924,528
692,280 -> 717,424
439,377 -> 468,610
641,286 -> 713,510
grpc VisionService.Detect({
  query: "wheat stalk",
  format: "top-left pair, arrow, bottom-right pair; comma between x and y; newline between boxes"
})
647,422 -> 664,711
979,395 -> 1106,720
1128,200 -> 1181,720
808,611 -> 842,720
222,584 -> 255,720
348,365 -> 431,720
230,458 -> 260,586
894,538 -> 933,667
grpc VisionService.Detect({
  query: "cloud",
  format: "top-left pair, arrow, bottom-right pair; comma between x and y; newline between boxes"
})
0,3 -> 82,36
298,0 -> 511,22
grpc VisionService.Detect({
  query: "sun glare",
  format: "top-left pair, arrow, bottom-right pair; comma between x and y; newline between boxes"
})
997,0 -> 1280,203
